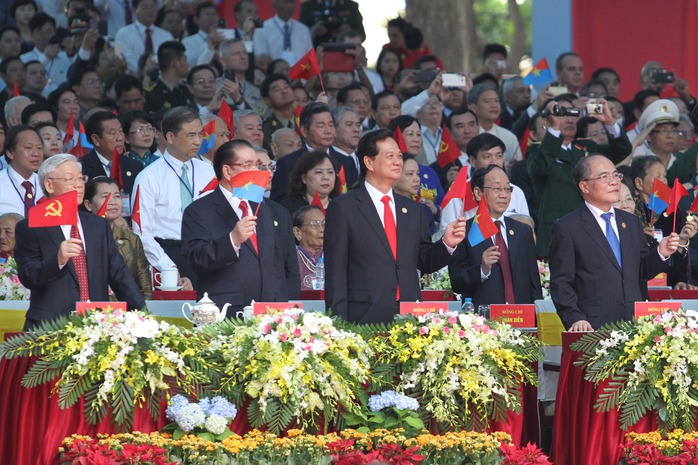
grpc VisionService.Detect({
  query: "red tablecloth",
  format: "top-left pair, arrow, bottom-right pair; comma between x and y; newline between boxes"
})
647,289 -> 698,301
152,290 -> 197,300
550,332 -> 663,465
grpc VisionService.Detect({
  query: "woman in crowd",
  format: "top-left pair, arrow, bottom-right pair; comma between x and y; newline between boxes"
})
9,0 -> 36,46
388,115 -> 443,222
292,206 -> 325,291
393,154 -> 436,234
35,122 -> 62,159
82,177 -> 153,299
282,151 -> 339,216
375,48 -> 403,91
47,85 -> 80,149
630,155 -> 697,290
0,213 -> 22,261
121,110 -> 159,167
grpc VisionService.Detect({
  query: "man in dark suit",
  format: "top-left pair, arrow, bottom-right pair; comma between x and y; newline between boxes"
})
181,140 -> 287,314
15,154 -> 145,330
324,130 -> 466,324
449,165 -> 541,309
270,102 -> 358,201
82,111 -> 143,197
550,155 -> 678,331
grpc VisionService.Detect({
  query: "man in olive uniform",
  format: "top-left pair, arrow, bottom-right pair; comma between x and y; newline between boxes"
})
261,74 -> 295,151
145,41 -> 194,114
300,0 -> 365,46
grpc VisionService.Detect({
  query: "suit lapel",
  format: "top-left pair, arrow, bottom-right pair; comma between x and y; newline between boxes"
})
357,184 -> 395,261
80,212 -> 101,285
580,207 -> 621,271
616,212 -> 633,275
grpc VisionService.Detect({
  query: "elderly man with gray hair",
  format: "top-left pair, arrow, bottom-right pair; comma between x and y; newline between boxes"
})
332,106 -> 362,174
499,76 -> 531,131
233,109 -> 263,147
14,153 -> 145,330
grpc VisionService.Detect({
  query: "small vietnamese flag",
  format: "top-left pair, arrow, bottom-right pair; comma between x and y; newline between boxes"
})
648,178 -> 672,215
394,127 -> 408,153
522,58 -> 553,87
198,119 -> 216,155
62,112 -> 75,152
219,100 -> 234,136
28,190 -> 78,228
436,126 -> 461,167
110,147 -> 123,190
667,179 -> 689,217
689,187 -> 698,213
230,171 -> 270,204
95,192 -> 112,218
288,48 -> 320,81
310,191 -> 326,215
294,106 -> 303,134
442,166 -> 469,210
461,179 -> 477,215
131,186 -> 141,230
199,177 -> 219,195
467,196 -> 499,247
338,165 -> 347,194
12,79 -> 19,97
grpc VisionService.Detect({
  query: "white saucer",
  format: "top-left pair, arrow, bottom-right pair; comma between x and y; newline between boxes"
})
156,285 -> 184,291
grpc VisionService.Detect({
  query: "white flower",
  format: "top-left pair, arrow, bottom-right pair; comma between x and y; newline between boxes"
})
123,312 -> 160,339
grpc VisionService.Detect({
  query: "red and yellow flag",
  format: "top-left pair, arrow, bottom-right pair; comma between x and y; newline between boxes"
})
28,190 -> 78,227
436,126 -> 461,167
95,192 -> 112,218
394,127 -> 409,153
338,165 -> 348,194
131,186 -> 141,230
219,100 -> 234,136
288,48 -> 320,80
310,191 -> 326,215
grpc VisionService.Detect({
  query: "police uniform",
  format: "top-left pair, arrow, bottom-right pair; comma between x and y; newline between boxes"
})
262,113 -> 294,151
299,0 -> 365,45
145,78 -> 195,114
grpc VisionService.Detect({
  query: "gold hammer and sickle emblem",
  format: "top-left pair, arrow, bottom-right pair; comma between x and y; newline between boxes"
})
440,141 -> 448,152
44,200 -> 63,217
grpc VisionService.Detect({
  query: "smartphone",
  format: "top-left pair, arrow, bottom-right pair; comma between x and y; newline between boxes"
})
652,70 -> 674,84
98,20 -> 108,36
224,69 -> 236,82
414,69 -> 437,83
442,73 -> 466,87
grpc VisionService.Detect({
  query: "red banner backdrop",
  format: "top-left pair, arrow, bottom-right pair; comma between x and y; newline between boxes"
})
572,0 -> 698,102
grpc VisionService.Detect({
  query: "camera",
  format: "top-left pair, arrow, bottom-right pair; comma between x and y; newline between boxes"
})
541,105 -> 581,117
651,70 -> 674,84
586,99 -> 603,115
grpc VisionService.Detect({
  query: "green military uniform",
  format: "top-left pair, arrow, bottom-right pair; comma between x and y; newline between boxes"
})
300,0 -> 365,46
262,113 -> 294,152
527,129 -> 632,257
667,142 -> 698,185
144,78 -> 195,114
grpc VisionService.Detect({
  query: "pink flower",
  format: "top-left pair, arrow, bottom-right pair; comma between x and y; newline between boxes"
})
293,328 -> 302,337
448,316 -> 457,325
305,344 -> 312,351
654,337 -> 662,344
419,327 -> 429,335
442,327 -> 450,333
480,324 -> 491,333
433,318 -> 441,325
665,327 -> 672,334
262,324 -> 272,334
458,330 -> 466,338
280,333 -> 288,342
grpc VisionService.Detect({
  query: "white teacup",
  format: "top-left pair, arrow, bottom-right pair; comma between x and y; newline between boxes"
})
235,305 -> 254,320
155,267 -> 179,289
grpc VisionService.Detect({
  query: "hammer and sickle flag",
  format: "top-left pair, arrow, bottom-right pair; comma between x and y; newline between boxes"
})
28,190 -> 78,227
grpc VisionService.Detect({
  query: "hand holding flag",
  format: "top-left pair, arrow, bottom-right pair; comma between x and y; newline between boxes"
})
467,196 -> 499,247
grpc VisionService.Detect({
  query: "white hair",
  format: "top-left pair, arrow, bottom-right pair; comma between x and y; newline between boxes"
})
38,154 -> 81,196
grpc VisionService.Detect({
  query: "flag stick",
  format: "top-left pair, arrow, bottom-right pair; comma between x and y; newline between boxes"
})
318,73 -> 326,95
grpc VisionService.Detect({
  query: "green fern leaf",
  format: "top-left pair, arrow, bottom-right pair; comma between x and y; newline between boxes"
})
57,375 -> 90,409
21,359 -> 62,388
110,380 -> 134,431
594,379 -> 626,413
83,382 -> 107,425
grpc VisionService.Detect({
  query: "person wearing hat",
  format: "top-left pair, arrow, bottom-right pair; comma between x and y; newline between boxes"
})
636,99 -> 680,169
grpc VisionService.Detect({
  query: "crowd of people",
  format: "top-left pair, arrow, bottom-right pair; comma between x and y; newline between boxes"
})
2,0 -> 698,330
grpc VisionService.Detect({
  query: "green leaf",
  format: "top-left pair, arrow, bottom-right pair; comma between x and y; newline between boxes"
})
83,382 -> 107,425
21,359 -> 62,388
594,379 -> 626,413
173,429 -> 185,440
57,374 -> 91,409
215,428 -> 234,441
404,416 -> 425,429
110,380 -> 134,431
383,417 -> 400,429
197,432 -> 216,442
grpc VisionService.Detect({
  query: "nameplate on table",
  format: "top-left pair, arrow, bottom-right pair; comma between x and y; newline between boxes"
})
647,273 -> 668,287
400,301 -> 449,316
490,304 -> 535,328
75,301 -> 127,316
634,301 -> 681,319
253,302 -> 303,316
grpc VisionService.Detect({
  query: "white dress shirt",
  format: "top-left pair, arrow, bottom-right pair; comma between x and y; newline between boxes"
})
96,150 -> 112,176
93,0 -> 163,38
114,21 -> 174,75
421,125 -> 443,166
182,31 -> 208,67
20,49 -> 73,96
131,150 -> 215,271
252,16 -> 313,65
0,165 -> 44,215
479,124 -> 523,165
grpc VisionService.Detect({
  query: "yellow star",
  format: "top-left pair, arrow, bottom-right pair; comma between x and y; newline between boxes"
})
301,63 -> 311,71
243,180 -> 254,190
532,68 -> 541,77
473,213 -> 480,224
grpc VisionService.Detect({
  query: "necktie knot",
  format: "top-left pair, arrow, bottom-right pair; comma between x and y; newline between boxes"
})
601,212 -> 613,223
21,181 -> 33,194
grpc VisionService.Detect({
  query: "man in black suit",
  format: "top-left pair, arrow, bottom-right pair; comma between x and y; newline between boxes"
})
181,139 -> 288,314
449,165 -> 542,309
15,154 -> 145,330
550,155 -> 678,331
270,102 -> 358,201
324,130 -> 466,324
82,111 -> 143,198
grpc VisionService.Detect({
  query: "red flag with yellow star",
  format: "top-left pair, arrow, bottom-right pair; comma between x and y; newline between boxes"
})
338,165 -> 348,194
289,49 -> 320,80
436,126 -> 461,167
131,186 -> 141,230
294,106 -> 303,134
95,192 -> 112,218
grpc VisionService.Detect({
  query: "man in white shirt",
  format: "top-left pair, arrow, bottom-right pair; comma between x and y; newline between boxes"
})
114,0 -> 174,76
182,2 -> 220,68
94,0 -> 163,38
331,106 -> 362,174
440,133 -> 529,233
0,125 -> 44,216
252,0 -> 313,68
132,106 -> 215,288
19,14 -> 72,96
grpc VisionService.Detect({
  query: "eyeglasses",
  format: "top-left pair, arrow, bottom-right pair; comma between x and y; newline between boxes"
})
228,161 -> 259,170
678,130 -> 692,138
257,161 -> 276,173
482,185 -> 514,194
129,126 -> 155,135
584,172 -> 624,184
48,175 -> 89,185
193,78 -> 216,87
651,128 -> 679,136
304,220 -> 325,229
82,78 -> 103,87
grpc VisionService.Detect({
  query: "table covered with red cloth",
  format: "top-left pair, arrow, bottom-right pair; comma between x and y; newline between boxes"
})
647,289 -> 698,301
550,332 -> 670,465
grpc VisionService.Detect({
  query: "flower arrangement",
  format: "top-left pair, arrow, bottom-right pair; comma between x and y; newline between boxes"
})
59,434 -> 176,465
420,267 -> 452,293
59,429 -> 552,465
204,308 -> 373,434
0,309 -> 213,430
344,391 -> 426,436
163,394 -> 237,442
537,259 -> 550,300
621,430 -> 698,464
571,310 -> 698,431
0,256 -> 30,300
371,311 -> 540,431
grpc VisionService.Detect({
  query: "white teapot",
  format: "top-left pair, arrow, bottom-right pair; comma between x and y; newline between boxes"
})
182,292 -> 230,326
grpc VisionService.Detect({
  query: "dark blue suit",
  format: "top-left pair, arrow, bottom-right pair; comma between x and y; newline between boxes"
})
15,211 -> 145,328
80,149 -> 143,196
181,188 -> 288,314
550,206 -> 670,330
449,216 -> 542,309
324,182 -> 452,324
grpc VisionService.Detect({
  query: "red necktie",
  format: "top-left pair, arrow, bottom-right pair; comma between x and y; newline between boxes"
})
381,196 -> 399,299
21,181 -> 34,217
145,27 -> 153,53
70,224 -> 90,301
494,220 -> 515,304
124,0 -> 132,25
239,201 -> 258,255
